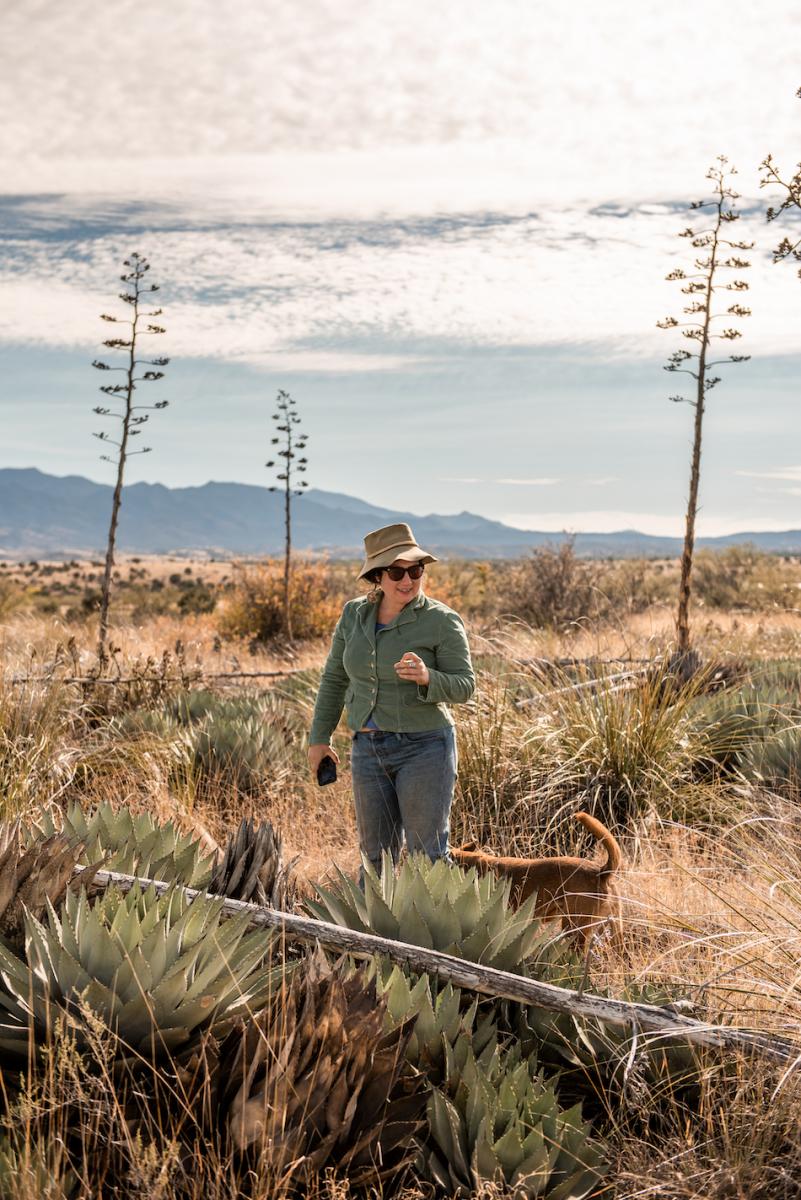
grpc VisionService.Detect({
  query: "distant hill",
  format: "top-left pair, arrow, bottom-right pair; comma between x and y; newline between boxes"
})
0,468 -> 799,559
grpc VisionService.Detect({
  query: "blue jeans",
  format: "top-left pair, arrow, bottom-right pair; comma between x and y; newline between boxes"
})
350,728 -> 458,878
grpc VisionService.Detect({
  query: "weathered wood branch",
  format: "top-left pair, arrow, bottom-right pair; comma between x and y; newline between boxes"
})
7,668 -> 306,685
91,868 -> 799,1066
515,667 -> 649,707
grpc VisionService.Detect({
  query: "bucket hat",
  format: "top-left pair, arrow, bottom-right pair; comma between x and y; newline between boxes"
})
357,523 -> 438,580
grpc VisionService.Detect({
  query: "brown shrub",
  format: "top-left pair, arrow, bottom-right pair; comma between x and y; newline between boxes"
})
216,559 -> 346,643
501,540 -> 603,629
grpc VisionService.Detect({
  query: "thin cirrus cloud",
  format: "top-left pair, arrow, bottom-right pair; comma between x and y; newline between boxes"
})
2,0 -> 801,369
737,466 -> 801,482
501,511 -> 799,538
442,477 -> 560,486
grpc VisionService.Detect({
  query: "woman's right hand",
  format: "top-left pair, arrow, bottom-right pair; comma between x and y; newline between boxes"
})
308,743 -> 340,777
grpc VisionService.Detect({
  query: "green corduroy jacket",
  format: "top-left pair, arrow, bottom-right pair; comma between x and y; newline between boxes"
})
309,591 -> 475,744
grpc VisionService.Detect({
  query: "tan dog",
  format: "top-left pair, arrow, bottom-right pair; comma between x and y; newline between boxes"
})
451,812 -> 622,948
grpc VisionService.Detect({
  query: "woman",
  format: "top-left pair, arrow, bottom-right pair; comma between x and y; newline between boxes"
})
308,522 -> 475,877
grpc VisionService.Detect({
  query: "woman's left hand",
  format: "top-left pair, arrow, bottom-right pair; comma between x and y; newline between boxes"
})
394,651 -> 430,686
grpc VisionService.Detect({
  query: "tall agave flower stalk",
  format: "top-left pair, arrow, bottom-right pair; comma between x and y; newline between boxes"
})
265,389 -> 309,642
91,252 -> 170,657
657,158 -> 751,661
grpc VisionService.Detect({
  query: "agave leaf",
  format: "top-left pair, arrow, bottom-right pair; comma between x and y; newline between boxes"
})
496,1070 -> 521,1134
514,1125 -> 553,1183
397,901 -> 435,950
426,898 -> 463,953
465,1067 -> 487,1143
53,948 -> 97,1004
491,1121 -> 526,1176
545,1163 -> 606,1200
471,1118 -> 502,1184
453,873 -> 481,937
428,1088 -> 470,1183
140,924 -> 169,987
112,944 -> 154,999
73,977 -> 125,1027
80,920 -> 127,986
363,883 -> 400,940
150,957 -> 200,1017
435,984 -> 463,1045
307,886 -> 364,933
382,965 -> 416,1024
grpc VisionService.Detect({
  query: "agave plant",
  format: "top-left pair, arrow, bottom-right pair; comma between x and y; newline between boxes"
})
689,689 -> 776,779
740,724 -> 801,794
421,1036 -> 606,1199
191,713 -> 296,793
117,690 -> 306,793
0,883 -> 278,1063
364,959 -> 498,1083
514,980 -> 701,1117
36,801 -> 213,888
308,853 -> 553,974
208,949 -> 424,1188
0,1133 -> 76,1199
208,817 -> 295,909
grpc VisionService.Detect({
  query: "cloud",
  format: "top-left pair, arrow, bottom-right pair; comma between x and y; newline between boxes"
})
2,0 -> 799,204
440,476 -> 560,486
501,511 -> 799,537
496,477 -> 561,486
1,199 -> 799,365
737,466 -> 801,482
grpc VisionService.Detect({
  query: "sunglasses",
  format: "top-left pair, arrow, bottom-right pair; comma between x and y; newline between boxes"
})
382,563 -> 425,581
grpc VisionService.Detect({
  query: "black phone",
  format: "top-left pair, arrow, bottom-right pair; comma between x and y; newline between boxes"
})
316,755 -> 337,787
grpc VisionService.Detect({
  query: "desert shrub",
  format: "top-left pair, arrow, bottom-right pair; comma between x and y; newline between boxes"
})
176,582 -> 216,615
501,540 -> 604,629
688,687 -> 782,779
597,557 -> 675,614
216,558 -> 345,643
0,577 -> 30,619
693,545 -> 801,610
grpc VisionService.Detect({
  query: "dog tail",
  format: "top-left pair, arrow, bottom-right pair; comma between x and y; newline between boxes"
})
575,812 -> 622,878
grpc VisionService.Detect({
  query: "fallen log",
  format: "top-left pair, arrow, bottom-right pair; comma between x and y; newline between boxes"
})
514,667 -> 650,707
90,867 -> 800,1067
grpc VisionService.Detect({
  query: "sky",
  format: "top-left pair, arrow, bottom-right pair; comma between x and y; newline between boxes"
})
1,0 -> 800,537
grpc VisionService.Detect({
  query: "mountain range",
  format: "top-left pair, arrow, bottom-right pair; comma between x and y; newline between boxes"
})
0,468 -> 799,559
